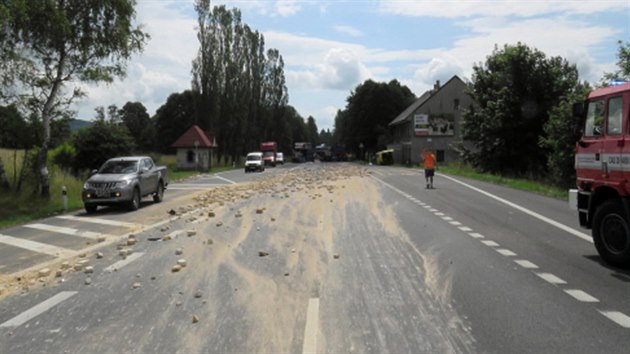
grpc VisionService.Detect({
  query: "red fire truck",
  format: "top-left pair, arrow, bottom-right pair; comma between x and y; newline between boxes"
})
260,141 -> 277,167
572,82 -> 630,267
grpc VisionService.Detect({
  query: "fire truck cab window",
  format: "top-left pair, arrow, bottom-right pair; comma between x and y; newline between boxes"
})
607,96 -> 623,135
585,100 -> 605,136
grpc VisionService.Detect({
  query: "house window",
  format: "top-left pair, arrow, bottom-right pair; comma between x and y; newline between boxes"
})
454,99 -> 460,110
436,150 -> 445,162
187,150 -> 195,163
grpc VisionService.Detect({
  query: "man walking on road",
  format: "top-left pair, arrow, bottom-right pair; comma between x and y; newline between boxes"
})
422,149 -> 436,189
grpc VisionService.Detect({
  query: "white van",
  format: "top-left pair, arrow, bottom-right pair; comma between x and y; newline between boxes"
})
276,152 -> 284,165
245,152 -> 264,172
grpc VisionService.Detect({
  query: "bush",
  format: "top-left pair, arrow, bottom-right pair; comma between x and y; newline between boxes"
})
73,120 -> 136,171
50,142 -> 76,173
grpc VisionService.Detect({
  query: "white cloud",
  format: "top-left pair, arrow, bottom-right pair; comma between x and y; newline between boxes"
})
72,1 -> 197,119
275,0 -> 301,17
449,17 -> 620,82
412,54 -> 466,90
377,0 -> 623,18
335,25 -> 363,37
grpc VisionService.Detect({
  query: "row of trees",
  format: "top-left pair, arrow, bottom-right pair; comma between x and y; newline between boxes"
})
191,1 -> 317,162
0,0 -> 322,197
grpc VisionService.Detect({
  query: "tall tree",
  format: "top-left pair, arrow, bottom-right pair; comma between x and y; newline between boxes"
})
154,90 -> 199,153
306,116 -> 319,145
540,81 -> 591,187
336,79 -> 415,155
462,43 -> 580,177
602,40 -> 630,84
192,1 -> 289,162
0,0 -> 148,197
120,102 -> 155,152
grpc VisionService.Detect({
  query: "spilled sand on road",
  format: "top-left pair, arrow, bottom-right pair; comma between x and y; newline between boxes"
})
0,165 -> 474,352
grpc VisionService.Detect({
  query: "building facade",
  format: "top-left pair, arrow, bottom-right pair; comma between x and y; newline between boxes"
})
388,76 -> 474,165
170,125 -> 217,171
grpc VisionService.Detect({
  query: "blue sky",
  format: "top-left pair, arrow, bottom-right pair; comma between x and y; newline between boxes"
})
72,0 -> 630,132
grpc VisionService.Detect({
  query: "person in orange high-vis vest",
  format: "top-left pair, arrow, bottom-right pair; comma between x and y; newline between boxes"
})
422,149 -> 436,189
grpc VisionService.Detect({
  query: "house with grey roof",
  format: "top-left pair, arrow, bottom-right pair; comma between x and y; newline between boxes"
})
387,75 -> 473,165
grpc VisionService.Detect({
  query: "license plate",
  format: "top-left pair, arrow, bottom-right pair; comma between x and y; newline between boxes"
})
95,189 -> 108,197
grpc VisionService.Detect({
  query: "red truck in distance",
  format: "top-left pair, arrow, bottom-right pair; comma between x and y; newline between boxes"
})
260,141 -> 277,167
571,82 -> 630,267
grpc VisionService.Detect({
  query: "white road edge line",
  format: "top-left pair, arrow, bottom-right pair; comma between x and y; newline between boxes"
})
104,252 -> 145,273
599,311 -> 630,328
564,289 -> 599,303
439,174 -> 593,244
302,298 -> 320,354
0,234 -> 75,257
0,291 -> 77,328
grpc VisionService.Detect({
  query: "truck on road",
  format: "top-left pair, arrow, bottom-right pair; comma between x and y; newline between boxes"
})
260,141 -> 277,167
82,156 -> 168,213
572,82 -> 630,267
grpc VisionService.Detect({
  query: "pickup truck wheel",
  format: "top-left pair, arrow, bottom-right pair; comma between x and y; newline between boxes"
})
85,204 -> 97,214
129,188 -> 140,211
153,182 -> 164,203
592,199 -> 630,267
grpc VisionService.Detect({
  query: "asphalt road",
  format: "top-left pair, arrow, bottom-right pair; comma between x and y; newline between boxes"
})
0,163 -> 628,353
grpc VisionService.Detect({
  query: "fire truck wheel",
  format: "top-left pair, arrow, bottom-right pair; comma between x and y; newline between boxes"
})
592,199 -> 630,267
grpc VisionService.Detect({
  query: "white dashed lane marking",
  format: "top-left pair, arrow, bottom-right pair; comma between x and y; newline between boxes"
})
302,298 -> 320,354
104,252 -> 145,273
536,273 -> 567,285
439,174 -> 593,244
599,311 -> 630,328
372,173 -> 630,329
514,260 -> 539,269
496,249 -> 517,257
564,289 -> 599,303
0,291 -> 77,328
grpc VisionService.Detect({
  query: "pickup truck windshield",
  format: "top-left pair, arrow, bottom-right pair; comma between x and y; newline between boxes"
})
99,161 -> 138,174
247,155 -> 261,161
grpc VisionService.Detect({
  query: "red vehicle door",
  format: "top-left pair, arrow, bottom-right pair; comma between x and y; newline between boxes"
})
601,96 -> 626,184
576,99 -> 606,184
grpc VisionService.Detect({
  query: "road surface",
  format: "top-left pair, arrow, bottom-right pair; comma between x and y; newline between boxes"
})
0,163 -> 628,353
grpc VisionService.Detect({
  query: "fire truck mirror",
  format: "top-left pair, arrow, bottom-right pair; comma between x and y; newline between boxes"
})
572,102 -> 584,119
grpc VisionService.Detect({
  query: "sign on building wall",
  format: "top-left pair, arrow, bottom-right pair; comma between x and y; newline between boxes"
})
415,113 -> 455,136
414,114 -> 429,136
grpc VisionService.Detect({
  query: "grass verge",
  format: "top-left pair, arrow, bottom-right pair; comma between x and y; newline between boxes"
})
436,163 -> 568,200
0,151 -> 238,230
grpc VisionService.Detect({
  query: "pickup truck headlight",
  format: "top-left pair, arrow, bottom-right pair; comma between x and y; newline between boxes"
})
83,182 -> 91,189
116,180 -> 132,188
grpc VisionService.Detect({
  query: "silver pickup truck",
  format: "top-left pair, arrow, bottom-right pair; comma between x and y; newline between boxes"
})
82,156 -> 168,213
